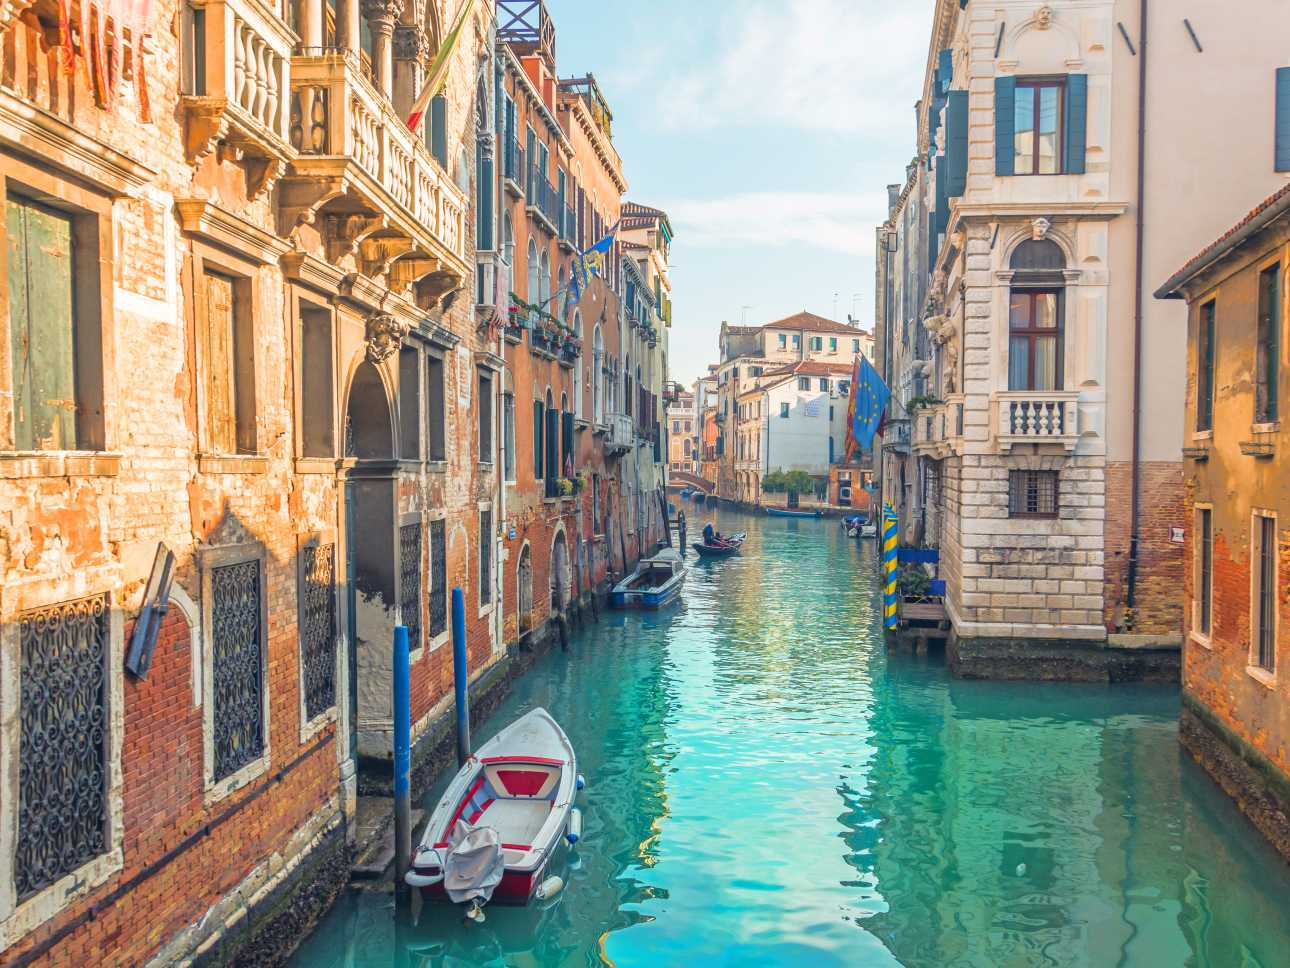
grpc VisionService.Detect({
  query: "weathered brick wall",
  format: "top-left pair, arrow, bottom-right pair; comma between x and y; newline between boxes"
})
1103,461 -> 1185,634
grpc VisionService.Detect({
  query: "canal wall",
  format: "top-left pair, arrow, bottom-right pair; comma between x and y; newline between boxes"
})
1181,695 -> 1290,865
947,634 -> 1181,683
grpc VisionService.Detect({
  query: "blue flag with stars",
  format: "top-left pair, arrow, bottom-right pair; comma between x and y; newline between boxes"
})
846,353 -> 890,458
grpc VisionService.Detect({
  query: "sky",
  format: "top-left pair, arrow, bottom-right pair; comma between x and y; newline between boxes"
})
543,0 -> 936,388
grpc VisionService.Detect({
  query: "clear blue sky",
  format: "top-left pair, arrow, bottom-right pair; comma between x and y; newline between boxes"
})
543,0 -> 935,387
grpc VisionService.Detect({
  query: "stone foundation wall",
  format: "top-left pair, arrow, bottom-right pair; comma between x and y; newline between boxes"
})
1104,460 -> 1186,635
948,633 -> 1180,682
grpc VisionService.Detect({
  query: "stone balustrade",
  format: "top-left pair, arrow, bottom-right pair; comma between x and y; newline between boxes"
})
993,390 -> 1079,452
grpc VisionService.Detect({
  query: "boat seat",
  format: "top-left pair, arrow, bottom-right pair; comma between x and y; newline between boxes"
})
473,798 -> 552,849
484,762 -> 560,799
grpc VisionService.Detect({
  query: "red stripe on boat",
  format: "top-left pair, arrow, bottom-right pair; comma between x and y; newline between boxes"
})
480,755 -> 565,766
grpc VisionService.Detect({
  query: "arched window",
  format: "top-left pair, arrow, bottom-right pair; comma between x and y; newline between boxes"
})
539,250 -> 551,308
526,239 -> 539,303
593,324 -> 604,424
1008,239 -> 1066,391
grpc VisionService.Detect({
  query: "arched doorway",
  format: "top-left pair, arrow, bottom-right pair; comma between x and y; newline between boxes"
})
343,359 -> 398,760
550,529 -> 571,613
517,544 -> 533,633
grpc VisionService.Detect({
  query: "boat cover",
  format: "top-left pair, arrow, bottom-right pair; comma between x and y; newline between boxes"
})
443,819 -> 505,904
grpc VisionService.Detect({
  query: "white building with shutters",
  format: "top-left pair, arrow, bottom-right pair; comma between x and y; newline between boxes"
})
876,0 -> 1288,675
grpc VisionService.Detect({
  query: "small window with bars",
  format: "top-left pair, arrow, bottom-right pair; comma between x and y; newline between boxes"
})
429,518 -> 447,640
211,559 -> 265,782
399,523 -> 423,653
1253,513 -> 1278,674
300,542 -> 337,722
1008,470 -> 1058,518
1196,508 -> 1212,639
480,508 -> 493,606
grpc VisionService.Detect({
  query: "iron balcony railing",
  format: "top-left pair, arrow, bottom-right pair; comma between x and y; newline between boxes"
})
526,164 -> 561,229
503,134 -> 525,190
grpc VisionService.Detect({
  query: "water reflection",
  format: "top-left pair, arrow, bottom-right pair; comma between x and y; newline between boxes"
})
292,508 -> 1290,968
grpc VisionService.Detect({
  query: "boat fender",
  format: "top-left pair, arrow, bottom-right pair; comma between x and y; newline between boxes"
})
566,807 -> 582,844
535,875 -> 564,900
405,868 -> 444,888
575,773 -> 586,791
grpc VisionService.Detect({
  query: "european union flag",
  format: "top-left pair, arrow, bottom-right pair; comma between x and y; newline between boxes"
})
847,354 -> 889,457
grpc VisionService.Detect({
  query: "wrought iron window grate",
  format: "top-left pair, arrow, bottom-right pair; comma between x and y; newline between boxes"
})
400,523 -> 423,652
429,519 -> 447,638
300,543 -> 337,721
16,596 -> 109,900
480,509 -> 493,605
212,559 -> 264,781
1008,470 -> 1058,518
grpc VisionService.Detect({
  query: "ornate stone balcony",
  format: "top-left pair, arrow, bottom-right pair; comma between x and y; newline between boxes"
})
912,403 -> 954,459
992,390 -> 1079,452
280,51 -> 469,306
184,0 -> 298,197
605,413 -> 634,455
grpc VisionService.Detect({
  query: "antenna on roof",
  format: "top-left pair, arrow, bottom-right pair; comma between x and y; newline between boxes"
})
740,305 -> 751,324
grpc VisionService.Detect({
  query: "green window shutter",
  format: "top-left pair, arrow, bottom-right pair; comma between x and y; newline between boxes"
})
946,90 -> 969,197
533,401 -> 544,478
994,76 -> 1016,176
937,49 -> 953,94
1064,73 -> 1088,174
430,96 -> 447,168
1276,67 -> 1290,172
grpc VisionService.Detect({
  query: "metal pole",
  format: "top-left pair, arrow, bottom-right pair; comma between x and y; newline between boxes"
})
451,587 -> 471,767
392,624 -> 411,899
883,502 -> 899,630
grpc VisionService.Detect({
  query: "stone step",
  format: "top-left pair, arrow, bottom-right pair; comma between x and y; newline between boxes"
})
350,801 -> 426,881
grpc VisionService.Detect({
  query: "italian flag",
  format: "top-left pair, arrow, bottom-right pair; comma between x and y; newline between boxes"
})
405,0 -> 479,131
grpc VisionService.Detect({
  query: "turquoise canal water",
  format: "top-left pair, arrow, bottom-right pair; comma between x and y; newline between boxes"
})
291,507 -> 1290,968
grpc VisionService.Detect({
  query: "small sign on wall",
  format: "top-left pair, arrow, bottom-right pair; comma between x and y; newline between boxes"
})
1169,526 -> 1185,544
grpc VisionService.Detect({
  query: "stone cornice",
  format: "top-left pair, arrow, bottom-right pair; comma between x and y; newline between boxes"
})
280,251 -> 346,294
175,199 -> 292,264
0,90 -> 156,196
952,202 -> 1130,222
559,96 -> 628,194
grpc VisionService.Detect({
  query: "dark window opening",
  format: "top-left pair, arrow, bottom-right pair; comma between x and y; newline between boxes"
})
1197,301 -> 1216,433
426,354 -> 446,461
1197,509 -> 1212,637
1256,264 -> 1280,423
1008,470 -> 1058,518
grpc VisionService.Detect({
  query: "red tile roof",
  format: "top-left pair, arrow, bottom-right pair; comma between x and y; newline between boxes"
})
759,311 -> 865,336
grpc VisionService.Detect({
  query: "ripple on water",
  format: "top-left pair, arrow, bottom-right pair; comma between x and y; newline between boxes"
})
291,509 -> 1290,968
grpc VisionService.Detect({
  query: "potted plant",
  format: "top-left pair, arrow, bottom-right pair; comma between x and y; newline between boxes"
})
558,477 -> 575,497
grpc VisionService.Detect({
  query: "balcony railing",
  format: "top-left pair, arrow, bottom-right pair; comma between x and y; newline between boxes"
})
526,164 -> 560,231
559,203 -> 577,249
289,52 -> 467,261
503,134 -> 525,193
993,391 -> 1079,452
606,413 -> 634,454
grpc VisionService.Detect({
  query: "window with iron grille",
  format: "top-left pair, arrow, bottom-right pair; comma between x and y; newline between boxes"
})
480,509 -> 493,605
1196,509 -> 1212,637
1008,470 -> 1058,518
429,518 -> 447,639
400,523 -> 423,653
1256,264 -> 1280,423
1196,301 -> 1216,433
16,595 -> 109,900
211,560 -> 264,781
1255,514 -> 1277,672
300,542 -> 337,721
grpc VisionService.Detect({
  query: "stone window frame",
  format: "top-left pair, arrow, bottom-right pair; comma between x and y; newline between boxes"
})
478,501 -> 495,619
0,154 -> 119,476
198,541 -> 272,805
1247,508 -> 1279,688
291,287 -> 338,471
426,509 -> 451,653
0,571 -> 125,947
297,529 -> 341,742
1252,253 -> 1282,433
1190,503 -> 1214,651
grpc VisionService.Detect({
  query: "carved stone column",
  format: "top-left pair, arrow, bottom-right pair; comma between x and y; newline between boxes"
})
297,0 -> 324,49
392,24 -> 428,120
337,0 -> 362,54
362,0 -> 404,98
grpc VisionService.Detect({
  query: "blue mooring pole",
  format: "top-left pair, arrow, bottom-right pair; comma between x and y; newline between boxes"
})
451,587 -> 471,766
392,624 -> 411,899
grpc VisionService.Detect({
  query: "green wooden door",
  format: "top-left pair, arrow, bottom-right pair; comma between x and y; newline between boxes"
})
6,198 -> 77,450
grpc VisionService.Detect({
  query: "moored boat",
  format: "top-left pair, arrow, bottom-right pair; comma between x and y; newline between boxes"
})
405,708 -> 581,910
691,531 -> 746,558
766,506 -> 822,518
610,548 -> 686,608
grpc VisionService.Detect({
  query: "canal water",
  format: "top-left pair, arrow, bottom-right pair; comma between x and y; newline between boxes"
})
291,507 -> 1290,968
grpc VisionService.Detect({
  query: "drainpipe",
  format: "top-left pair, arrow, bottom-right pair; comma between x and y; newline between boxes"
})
1126,0 -> 1148,620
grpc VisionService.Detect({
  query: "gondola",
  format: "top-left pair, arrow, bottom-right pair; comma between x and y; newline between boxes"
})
765,506 -> 822,518
691,531 -> 746,558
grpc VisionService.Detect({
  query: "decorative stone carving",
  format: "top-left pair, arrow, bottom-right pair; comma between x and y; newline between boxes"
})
361,0 -> 403,23
1036,5 -> 1053,29
925,270 -> 948,315
1031,216 -> 1052,241
365,313 -> 411,363
392,24 -> 428,60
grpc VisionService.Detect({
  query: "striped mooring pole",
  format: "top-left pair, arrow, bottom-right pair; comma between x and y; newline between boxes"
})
882,502 -> 898,629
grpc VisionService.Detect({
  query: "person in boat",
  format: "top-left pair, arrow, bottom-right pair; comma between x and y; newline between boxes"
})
702,522 -> 715,545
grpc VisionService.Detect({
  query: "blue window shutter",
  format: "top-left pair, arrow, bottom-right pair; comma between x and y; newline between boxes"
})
430,96 -> 447,168
938,49 -> 953,94
1064,74 -> 1088,174
1276,67 -> 1290,172
946,90 -> 969,197
995,76 -> 1016,176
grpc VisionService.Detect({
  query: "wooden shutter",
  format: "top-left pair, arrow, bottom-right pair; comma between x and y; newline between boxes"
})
533,401 -> 543,478
1064,74 -> 1088,174
946,90 -> 969,197
562,410 -> 574,472
994,76 -> 1016,176
6,198 -> 77,451
430,96 -> 447,168
937,49 -> 953,94
1276,67 -> 1290,172
205,270 -> 237,453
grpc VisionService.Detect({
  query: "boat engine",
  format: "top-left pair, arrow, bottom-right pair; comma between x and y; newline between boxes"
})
443,820 -> 504,921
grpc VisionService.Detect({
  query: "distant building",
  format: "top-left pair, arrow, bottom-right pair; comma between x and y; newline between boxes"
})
1155,184 -> 1290,864
667,391 -> 697,474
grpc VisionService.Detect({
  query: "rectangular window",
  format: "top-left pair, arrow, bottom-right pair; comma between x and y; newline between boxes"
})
429,519 -> 447,640
792,334 -> 801,348
300,542 -> 337,721
429,96 -> 447,169
811,336 -> 823,351
819,378 -> 830,391
479,508 -> 493,606
1014,78 -> 1064,175
525,126 -> 536,195
533,400 -> 544,478
211,559 -> 265,781
1254,513 -> 1278,673
830,337 -> 838,352
1008,470 -> 1058,518
15,595 -> 109,899
7,197 -> 85,451
839,380 -> 850,395
478,369 -> 493,463
426,354 -> 446,461
399,523 -> 422,652
673,420 -> 680,433
852,339 -> 860,353
1196,508 -> 1212,638
1256,264 -> 1280,423
1008,289 -> 1064,391
502,392 -> 516,482
203,268 -> 257,454
399,347 -> 421,460
300,304 -> 334,457
780,402 -> 790,418
777,333 -> 786,349
1197,300 -> 1216,433
798,377 -> 810,391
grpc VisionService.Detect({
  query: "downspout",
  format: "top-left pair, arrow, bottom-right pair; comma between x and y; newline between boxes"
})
1127,0 -> 1148,620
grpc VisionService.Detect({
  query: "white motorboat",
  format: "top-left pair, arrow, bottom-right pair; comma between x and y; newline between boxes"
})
405,708 -> 581,908
609,547 -> 686,608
